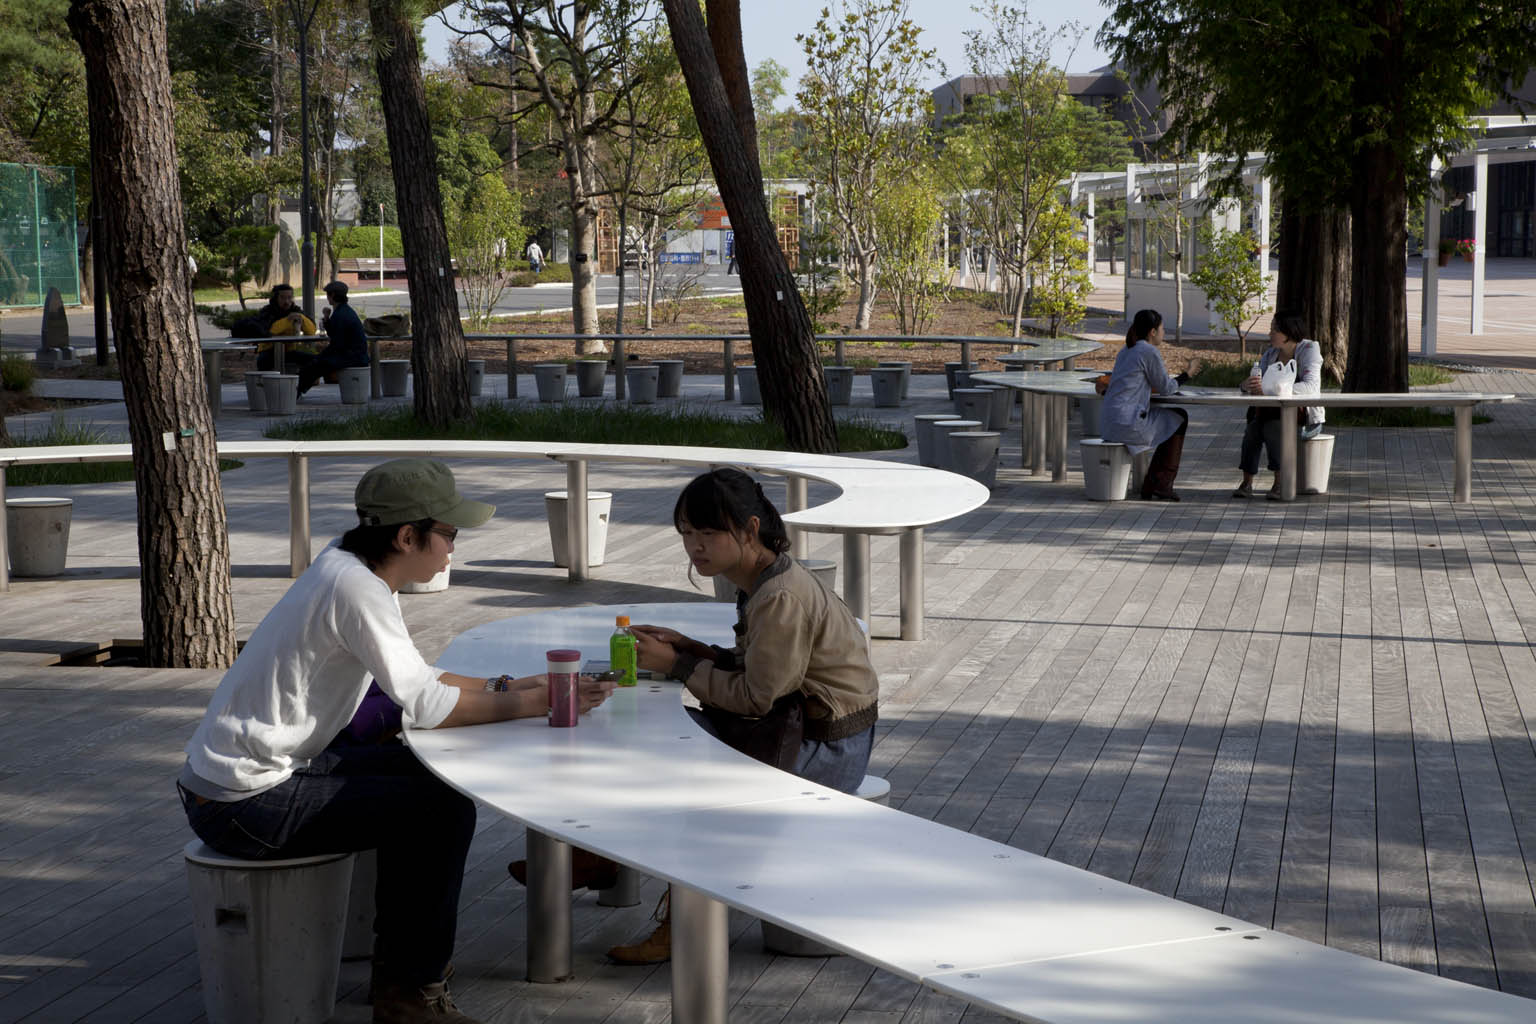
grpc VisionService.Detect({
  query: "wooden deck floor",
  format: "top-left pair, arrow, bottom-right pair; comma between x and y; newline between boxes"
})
3,369 -> 1535,1022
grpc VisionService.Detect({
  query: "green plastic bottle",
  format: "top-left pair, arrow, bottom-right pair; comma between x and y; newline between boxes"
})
610,615 -> 638,687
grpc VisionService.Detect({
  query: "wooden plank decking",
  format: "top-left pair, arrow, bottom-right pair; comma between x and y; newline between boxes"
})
2,368 -> 1535,1022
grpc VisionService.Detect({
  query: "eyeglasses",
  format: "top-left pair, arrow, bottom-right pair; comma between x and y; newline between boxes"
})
427,525 -> 458,543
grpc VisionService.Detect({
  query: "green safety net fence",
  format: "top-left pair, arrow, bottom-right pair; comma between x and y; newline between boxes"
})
0,163 -> 80,307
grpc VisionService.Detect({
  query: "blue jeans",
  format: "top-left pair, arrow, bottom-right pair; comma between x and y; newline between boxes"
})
179,742 -> 475,987
687,706 -> 874,794
1240,416 -> 1322,474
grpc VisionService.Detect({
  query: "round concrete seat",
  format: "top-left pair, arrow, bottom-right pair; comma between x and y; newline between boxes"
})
184,840 -> 353,1024
378,359 -> 409,397
1081,438 -> 1133,501
1299,433 -> 1336,494
947,430 -> 1002,489
914,414 -> 962,468
762,775 -> 890,956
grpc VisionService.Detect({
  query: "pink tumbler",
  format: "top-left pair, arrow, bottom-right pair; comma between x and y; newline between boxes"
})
546,649 -> 582,727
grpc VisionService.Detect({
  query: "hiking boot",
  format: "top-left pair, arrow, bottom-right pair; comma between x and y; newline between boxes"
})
372,975 -> 480,1024
1232,481 -> 1254,499
508,848 -> 619,891
607,918 -> 671,965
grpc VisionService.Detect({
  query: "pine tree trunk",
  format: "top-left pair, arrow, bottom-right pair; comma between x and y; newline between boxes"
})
1276,203 -> 1351,384
1344,143 -> 1409,393
68,0 -> 237,669
662,0 -> 836,453
369,0 -> 471,426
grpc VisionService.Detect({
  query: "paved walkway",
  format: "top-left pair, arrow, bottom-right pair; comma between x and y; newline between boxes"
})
4,354 -> 1536,1016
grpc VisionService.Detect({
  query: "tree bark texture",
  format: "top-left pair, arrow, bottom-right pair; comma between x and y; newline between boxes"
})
1276,203 -> 1352,384
706,0 -> 759,180
68,0 -> 237,669
565,121 -> 602,351
369,0 -> 471,425
662,0 -> 837,453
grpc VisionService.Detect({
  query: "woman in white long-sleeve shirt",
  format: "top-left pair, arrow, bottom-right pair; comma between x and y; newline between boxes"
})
1233,311 -> 1326,499
1100,309 -> 1193,500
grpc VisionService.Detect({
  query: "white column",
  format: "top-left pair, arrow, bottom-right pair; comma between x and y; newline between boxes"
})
1085,192 -> 1096,273
1421,166 -> 1441,357
1124,163 -> 1138,314
1255,176 -> 1272,269
1471,150 -> 1488,335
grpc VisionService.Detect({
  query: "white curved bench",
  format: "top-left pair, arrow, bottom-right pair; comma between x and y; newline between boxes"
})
411,602 -> 1536,1024
0,439 -> 989,639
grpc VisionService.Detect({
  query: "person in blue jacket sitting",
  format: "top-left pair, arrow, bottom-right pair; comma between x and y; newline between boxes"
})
298,280 -> 372,395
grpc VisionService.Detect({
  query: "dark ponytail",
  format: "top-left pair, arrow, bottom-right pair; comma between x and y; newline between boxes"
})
673,468 -> 791,555
1125,308 -> 1164,347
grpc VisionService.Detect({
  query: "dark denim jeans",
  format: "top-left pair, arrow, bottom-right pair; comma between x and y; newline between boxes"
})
1240,416 -> 1324,474
180,742 -> 475,987
687,706 -> 874,794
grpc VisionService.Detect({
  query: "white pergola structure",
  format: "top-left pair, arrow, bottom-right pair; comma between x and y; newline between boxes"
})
1420,115 -> 1536,355
1067,154 -> 1273,334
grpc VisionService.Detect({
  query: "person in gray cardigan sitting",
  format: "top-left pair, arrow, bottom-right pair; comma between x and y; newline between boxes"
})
1233,310 -> 1326,499
1100,309 -> 1194,500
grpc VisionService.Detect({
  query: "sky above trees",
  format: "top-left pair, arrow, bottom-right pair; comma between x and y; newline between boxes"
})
423,1 -> 1112,105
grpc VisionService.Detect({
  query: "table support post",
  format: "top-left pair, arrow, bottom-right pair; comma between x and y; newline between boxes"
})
526,830 -> 574,983
1030,392 -> 1047,474
1018,393 -> 1030,468
204,349 -> 222,417
843,533 -> 871,624
1052,395 -> 1069,483
1277,406 -> 1298,502
0,466 -> 9,593
614,338 -> 626,400
566,460 -> 589,582
960,340 -> 972,369
785,477 -> 809,560
671,883 -> 728,1024
722,338 -> 735,400
288,453 -> 311,577
596,865 -> 642,907
1454,405 -> 1472,503
899,527 -> 923,641
369,340 -> 382,399
506,338 -> 518,398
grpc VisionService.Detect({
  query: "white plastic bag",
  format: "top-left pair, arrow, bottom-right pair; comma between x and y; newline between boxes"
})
1261,359 -> 1296,397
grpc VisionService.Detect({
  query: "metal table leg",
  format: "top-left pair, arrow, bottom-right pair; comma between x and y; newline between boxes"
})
525,830 -> 574,982
204,348 -> 223,416
596,865 -> 642,907
1030,392 -> 1047,474
288,453 -> 311,577
566,460 -> 589,582
722,338 -> 735,400
0,466 -> 9,593
1454,405 -> 1472,503
899,527 -> 923,641
1277,406 -> 1298,502
369,340 -> 382,399
506,338 -> 518,398
1052,394 -> 1069,483
843,533 -> 871,624
784,476 -> 809,560
670,883 -> 728,1024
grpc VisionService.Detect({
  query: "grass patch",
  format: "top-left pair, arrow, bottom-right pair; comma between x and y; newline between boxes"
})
6,416 -> 243,486
262,401 -> 908,452
1188,359 -> 1252,388
2,351 -> 37,392
1328,407 -> 1491,428
1408,363 -> 1457,386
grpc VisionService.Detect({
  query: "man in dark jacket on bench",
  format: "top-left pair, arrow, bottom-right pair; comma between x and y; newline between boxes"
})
299,280 -> 372,395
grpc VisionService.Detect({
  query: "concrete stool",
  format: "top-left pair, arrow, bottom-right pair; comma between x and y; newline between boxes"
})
1299,433 -> 1336,494
869,367 -> 904,407
913,414 -> 961,468
877,360 -> 911,398
261,374 -> 299,415
378,360 -> 409,397
953,387 -> 992,423
337,367 -> 370,405
1081,439 -> 1133,501
943,361 -> 974,400
823,365 -> 853,405
5,497 -> 73,577
245,370 -> 280,412
947,431 -> 1002,489
932,419 -> 983,471
533,363 -> 568,402
984,385 -> 1013,431
183,840 -> 353,1024
762,776 -> 891,956
466,359 -> 486,398
625,364 -> 660,404
737,365 -> 761,405
574,359 -> 606,397
654,359 -> 685,398
545,490 -> 613,568
342,849 -> 377,960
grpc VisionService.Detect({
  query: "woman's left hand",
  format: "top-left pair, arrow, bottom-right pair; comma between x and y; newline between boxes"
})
634,628 -> 678,674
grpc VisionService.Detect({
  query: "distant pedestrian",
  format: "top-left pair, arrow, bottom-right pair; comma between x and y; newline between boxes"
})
526,240 -> 543,275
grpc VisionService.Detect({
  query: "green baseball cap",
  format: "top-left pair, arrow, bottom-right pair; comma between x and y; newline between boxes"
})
354,458 -> 495,528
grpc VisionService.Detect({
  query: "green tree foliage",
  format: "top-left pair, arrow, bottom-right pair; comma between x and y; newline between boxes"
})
173,72 -> 276,260
873,165 -> 946,336
792,210 -> 847,336
1189,223 -> 1270,362
207,224 -> 280,308
1099,1 -> 1536,391
796,0 -> 936,330
0,0 -> 86,169
1027,199 -> 1091,338
939,2 -> 1084,338
751,59 -> 799,180
446,171 -> 521,328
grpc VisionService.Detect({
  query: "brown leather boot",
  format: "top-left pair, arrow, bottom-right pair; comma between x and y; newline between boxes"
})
608,892 -> 671,965
1142,429 -> 1186,500
372,974 -> 481,1024
507,848 -> 619,891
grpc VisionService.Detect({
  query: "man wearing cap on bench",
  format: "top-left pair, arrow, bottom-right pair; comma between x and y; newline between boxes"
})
177,458 -> 614,1024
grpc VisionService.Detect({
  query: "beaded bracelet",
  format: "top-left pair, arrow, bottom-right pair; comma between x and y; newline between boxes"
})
484,674 -> 513,692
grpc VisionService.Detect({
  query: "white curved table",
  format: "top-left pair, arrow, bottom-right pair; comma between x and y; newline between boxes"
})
408,603 -> 1536,1024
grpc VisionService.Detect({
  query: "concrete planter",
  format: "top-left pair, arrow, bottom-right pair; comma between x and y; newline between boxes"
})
625,364 -> 660,404
261,374 -> 299,415
378,360 -> 409,397
878,360 -> 911,398
466,359 -> 486,398
948,431 -> 1001,489
823,365 -> 853,406
737,365 -> 761,405
654,359 -> 685,398
931,418 -> 983,471
338,367 -> 370,405
5,497 -> 72,577
533,363 -> 568,402
574,359 -> 607,397
869,367 -> 904,407
244,371 -> 279,412
544,490 -> 613,567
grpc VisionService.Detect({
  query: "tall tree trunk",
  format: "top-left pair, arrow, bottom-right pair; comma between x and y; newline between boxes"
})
707,0 -> 759,176
68,0 -> 237,669
662,0 -> 836,453
566,124 -> 602,352
854,251 -> 876,330
1344,143 -> 1409,393
1276,203 -> 1352,384
368,0 -> 471,426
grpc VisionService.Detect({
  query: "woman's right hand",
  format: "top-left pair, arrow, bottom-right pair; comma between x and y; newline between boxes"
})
1240,374 -> 1262,395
